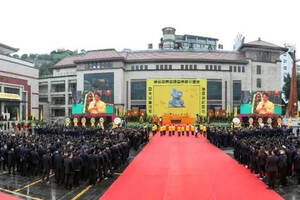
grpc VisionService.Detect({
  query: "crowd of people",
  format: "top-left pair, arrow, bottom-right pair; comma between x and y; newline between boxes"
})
0,125 -> 148,189
207,126 -> 300,189
152,124 -> 201,137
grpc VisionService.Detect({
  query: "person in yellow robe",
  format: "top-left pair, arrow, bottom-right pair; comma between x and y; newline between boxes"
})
191,125 -> 195,136
177,125 -> 181,137
186,125 -> 190,136
152,124 -> 157,136
88,92 -> 106,114
256,93 -> 274,114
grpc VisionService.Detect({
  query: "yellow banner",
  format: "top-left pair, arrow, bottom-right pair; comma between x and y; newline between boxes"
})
0,92 -> 20,100
147,79 -> 207,117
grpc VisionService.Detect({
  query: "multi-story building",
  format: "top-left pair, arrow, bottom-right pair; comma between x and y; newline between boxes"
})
40,37 -> 286,122
0,42 -> 39,121
159,27 -> 219,51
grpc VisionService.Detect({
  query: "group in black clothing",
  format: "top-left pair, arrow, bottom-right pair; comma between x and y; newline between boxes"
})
0,126 -> 148,189
207,126 -> 300,189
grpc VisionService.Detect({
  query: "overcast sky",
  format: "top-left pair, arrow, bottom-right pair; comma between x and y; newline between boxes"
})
1,0 -> 299,55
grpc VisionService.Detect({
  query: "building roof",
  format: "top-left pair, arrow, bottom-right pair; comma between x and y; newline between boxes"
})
241,38 -> 287,51
52,55 -> 83,69
124,50 -> 246,64
51,49 -> 248,69
73,49 -> 125,63
0,42 -> 19,55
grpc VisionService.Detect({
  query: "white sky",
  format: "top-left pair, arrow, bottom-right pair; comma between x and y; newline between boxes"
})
1,0 -> 300,55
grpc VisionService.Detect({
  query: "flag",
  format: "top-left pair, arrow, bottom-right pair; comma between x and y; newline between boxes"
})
17,108 -> 20,122
234,107 -> 238,117
32,110 -> 35,121
40,109 -> 43,121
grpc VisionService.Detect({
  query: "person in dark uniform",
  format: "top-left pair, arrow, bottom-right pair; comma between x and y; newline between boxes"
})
294,150 -> 300,184
72,152 -> 82,187
278,149 -> 287,186
265,150 -> 279,189
64,153 -> 73,189
7,148 -> 15,175
42,150 -> 52,183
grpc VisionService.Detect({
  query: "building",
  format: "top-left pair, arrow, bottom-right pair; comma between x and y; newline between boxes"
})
0,43 -> 39,121
280,44 -> 300,101
39,36 -> 286,122
159,27 -> 219,51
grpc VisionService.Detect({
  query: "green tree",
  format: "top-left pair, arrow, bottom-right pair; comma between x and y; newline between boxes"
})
19,49 -> 85,77
282,73 -> 300,102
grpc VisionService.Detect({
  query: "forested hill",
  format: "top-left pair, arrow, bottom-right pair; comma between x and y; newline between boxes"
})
12,49 -> 86,77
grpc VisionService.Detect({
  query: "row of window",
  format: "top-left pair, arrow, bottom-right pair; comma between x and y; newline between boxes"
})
206,65 -> 222,71
131,65 -> 148,71
130,64 -> 248,72
229,66 -> 245,73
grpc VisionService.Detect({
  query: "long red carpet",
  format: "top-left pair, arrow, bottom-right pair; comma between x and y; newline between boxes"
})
100,134 -> 283,200
0,192 -> 21,200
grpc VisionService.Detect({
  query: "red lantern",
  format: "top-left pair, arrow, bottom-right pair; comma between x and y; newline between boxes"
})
133,110 -> 139,117
265,91 -> 270,95
105,90 -> 111,96
126,110 -> 131,117
96,90 -> 102,95
222,110 -> 226,117
274,90 -> 280,96
208,109 -> 214,117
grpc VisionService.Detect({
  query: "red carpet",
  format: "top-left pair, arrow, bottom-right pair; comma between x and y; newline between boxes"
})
0,192 -> 21,200
100,134 -> 283,200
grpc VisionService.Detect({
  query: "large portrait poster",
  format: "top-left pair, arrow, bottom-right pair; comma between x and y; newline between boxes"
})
240,91 -> 281,115
83,73 -> 114,114
71,73 -> 114,115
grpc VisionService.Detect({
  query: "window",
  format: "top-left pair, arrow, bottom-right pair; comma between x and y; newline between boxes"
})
256,78 -> 262,88
156,65 -> 159,70
189,65 -> 193,70
185,65 -> 188,70
4,87 -> 20,94
242,66 -> 245,72
145,65 -> 148,70
181,65 -> 184,70
131,81 -> 146,100
136,65 -> 139,70
207,81 -> 222,100
257,65 -> 261,74
140,65 -> 143,70
169,65 -> 172,70
214,65 -> 217,70
194,65 -> 197,70
283,66 -> 287,70
205,65 -> 208,70
160,65 -> 163,70
218,65 -> 221,71
229,66 -> 232,72
164,65 -> 168,70
238,66 -> 241,72
233,81 -> 241,101
210,65 -> 213,70
131,66 -> 134,70
234,66 -> 237,72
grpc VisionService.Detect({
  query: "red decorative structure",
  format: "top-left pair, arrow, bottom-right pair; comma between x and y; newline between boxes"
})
287,51 -> 298,118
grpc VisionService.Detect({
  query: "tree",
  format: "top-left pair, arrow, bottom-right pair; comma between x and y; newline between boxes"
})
282,73 -> 300,102
18,49 -> 85,77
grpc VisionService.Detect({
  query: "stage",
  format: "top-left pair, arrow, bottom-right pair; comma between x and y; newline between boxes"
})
100,133 -> 283,200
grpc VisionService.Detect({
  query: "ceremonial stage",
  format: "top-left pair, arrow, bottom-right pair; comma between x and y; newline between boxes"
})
100,133 -> 283,200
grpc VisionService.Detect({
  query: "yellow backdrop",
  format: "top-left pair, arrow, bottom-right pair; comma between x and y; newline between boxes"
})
147,79 -> 207,117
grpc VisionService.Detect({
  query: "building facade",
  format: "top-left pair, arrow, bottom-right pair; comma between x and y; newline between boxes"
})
0,43 -> 39,121
159,27 -> 219,51
40,39 -> 286,122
